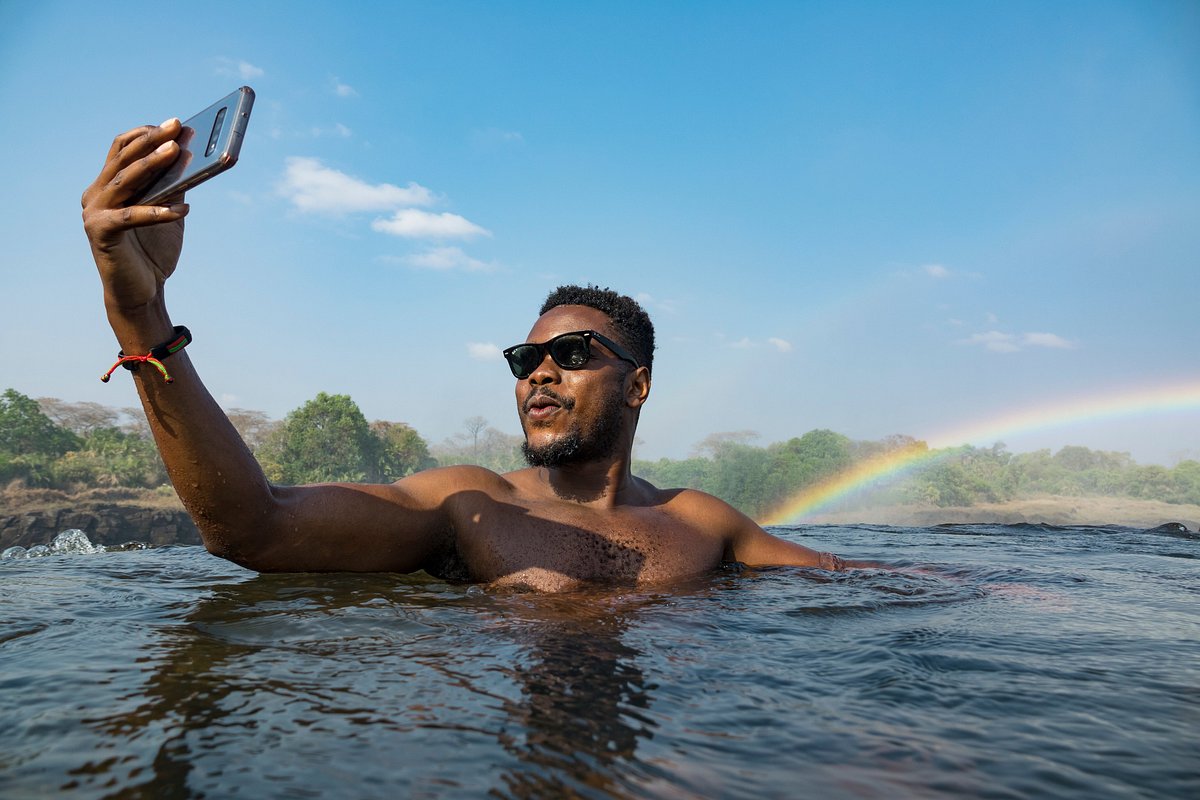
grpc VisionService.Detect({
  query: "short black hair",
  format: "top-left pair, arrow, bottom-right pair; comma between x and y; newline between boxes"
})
539,284 -> 655,375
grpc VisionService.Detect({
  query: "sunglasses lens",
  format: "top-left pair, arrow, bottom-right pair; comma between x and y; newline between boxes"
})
506,345 -> 541,378
550,335 -> 590,369
504,333 -> 595,378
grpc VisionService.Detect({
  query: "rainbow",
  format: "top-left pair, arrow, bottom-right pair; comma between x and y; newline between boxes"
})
759,379 -> 1200,525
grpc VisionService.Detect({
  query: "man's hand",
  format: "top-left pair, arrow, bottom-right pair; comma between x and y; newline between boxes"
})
82,119 -> 190,312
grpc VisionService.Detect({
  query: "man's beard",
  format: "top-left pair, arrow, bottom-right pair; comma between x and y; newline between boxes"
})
522,387 -> 625,468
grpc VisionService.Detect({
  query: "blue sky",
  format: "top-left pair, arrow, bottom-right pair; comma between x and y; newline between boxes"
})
2,1 -> 1197,465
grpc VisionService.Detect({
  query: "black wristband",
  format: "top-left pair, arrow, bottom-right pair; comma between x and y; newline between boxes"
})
119,326 -> 192,371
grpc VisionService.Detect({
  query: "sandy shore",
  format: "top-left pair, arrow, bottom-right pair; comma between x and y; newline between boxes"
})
803,494 -> 1200,529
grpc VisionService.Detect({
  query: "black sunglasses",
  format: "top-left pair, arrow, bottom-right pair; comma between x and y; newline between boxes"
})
503,330 -> 641,379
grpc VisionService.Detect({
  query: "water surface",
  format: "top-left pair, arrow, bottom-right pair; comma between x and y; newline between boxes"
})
2,524 -> 1196,798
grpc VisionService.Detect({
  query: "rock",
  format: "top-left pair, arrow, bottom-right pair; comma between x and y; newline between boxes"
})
0,506 -> 201,550
1144,522 -> 1198,539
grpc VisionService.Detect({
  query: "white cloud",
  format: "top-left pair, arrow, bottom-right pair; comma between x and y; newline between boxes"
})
280,157 -> 435,213
371,209 -> 491,239
722,336 -> 793,352
402,246 -> 496,272
963,331 -> 1020,353
923,263 -> 951,278
1023,332 -> 1076,349
962,330 -> 1077,353
985,312 -> 999,324
333,80 -> 358,98
467,342 -> 503,361
215,58 -> 264,80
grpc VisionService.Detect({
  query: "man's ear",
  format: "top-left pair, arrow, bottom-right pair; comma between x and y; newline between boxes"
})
626,366 -> 651,409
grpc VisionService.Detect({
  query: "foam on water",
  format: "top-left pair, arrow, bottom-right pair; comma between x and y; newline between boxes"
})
1,529 -> 106,559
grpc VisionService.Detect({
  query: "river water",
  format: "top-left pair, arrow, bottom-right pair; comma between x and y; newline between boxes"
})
2,524 -> 1196,799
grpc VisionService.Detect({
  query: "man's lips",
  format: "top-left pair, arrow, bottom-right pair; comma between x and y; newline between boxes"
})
523,389 -> 572,419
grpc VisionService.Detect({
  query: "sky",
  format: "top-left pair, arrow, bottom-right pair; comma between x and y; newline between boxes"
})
2,0 -> 1198,466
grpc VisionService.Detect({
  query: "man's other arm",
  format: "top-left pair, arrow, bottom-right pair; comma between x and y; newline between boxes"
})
685,492 -> 879,570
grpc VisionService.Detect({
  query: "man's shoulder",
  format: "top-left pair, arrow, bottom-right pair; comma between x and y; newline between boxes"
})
640,480 -> 748,523
395,463 -> 518,498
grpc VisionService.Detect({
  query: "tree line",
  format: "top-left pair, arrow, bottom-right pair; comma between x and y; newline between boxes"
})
3,388 -> 1197,519
633,432 -> 1200,519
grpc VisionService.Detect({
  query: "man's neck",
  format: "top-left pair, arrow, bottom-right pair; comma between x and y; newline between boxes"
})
540,450 -> 639,507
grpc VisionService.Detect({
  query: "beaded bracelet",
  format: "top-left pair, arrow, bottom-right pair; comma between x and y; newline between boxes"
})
100,326 -> 192,384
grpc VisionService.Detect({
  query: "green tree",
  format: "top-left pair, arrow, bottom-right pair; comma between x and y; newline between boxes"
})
1168,460 -> 1200,505
930,463 -> 973,506
633,456 -> 713,493
372,420 -> 436,480
708,441 -> 773,518
762,429 -> 854,510
50,427 -> 168,488
0,389 -> 82,487
0,389 -> 81,458
1008,449 -> 1073,495
258,392 -> 383,484
785,429 -> 854,479
1125,465 -> 1174,501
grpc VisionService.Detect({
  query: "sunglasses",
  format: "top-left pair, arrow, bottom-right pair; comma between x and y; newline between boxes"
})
503,330 -> 641,379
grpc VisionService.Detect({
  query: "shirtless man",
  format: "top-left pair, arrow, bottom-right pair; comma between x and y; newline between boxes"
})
83,119 -> 869,591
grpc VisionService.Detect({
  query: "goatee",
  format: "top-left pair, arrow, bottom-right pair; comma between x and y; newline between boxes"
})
522,387 -> 624,468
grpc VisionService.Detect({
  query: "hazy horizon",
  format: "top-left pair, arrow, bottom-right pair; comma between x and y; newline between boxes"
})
12,384 -> 1196,469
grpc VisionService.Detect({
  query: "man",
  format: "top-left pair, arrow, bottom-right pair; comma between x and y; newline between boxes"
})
83,119 -> 870,591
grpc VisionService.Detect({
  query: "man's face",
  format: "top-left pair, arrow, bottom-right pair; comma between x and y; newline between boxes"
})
514,305 -> 634,468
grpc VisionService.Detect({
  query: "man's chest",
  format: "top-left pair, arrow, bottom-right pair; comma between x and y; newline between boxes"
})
450,499 -> 725,590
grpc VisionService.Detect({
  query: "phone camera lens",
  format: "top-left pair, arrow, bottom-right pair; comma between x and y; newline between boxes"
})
205,107 -> 228,157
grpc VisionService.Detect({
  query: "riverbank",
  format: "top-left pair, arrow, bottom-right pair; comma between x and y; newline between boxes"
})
804,494 -> 1200,529
2,486 -> 1196,550
0,487 -> 199,549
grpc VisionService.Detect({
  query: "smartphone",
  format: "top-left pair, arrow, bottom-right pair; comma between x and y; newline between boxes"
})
135,86 -> 255,205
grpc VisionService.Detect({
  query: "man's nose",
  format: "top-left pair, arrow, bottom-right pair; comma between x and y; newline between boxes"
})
527,351 -> 559,384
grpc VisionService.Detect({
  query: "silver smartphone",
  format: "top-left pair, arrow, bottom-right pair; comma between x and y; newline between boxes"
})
135,86 -> 255,205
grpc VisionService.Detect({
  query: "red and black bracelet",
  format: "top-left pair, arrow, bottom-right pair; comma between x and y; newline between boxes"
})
100,326 -> 192,384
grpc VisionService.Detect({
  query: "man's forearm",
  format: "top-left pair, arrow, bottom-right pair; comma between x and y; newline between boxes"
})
108,301 -> 276,559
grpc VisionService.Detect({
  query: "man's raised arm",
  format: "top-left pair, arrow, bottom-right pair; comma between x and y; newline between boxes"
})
82,120 -> 455,573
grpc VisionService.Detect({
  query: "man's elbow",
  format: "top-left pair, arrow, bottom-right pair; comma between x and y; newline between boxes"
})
190,503 -> 283,571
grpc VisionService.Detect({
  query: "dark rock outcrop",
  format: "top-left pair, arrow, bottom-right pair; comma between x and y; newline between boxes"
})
0,505 -> 201,549
1144,521 -> 1198,539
